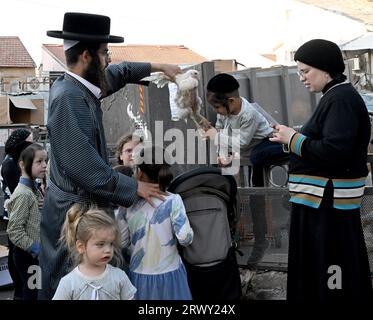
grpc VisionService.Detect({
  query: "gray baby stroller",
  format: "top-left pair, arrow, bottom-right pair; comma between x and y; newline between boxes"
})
168,167 -> 242,300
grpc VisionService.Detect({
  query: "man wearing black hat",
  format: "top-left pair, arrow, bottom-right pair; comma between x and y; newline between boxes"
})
271,39 -> 372,301
39,12 -> 181,299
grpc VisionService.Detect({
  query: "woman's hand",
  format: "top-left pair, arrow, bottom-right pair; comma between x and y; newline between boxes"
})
269,124 -> 296,145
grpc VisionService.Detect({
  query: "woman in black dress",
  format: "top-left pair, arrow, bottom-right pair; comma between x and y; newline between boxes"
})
270,39 -> 372,301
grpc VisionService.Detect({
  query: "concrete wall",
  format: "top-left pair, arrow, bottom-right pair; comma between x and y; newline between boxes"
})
231,66 -> 318,127
0,67 -> 36,92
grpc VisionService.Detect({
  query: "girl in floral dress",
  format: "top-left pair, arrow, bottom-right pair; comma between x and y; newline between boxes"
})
123,145 -> 193,300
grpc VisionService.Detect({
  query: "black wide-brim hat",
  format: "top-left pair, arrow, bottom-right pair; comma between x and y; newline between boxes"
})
47,12 -> 124,43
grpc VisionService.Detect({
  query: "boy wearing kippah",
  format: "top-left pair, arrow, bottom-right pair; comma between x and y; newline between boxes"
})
203,73 -> 283,266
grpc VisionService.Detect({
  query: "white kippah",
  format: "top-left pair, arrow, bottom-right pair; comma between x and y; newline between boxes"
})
63,40 -> 80,51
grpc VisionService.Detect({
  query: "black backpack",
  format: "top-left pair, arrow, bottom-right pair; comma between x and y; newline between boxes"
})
168,167 -> 242,300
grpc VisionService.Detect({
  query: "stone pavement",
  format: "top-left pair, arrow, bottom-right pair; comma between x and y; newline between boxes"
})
240,269 -> 287,300
0,286 -> 12,300
238,240 -> 288,300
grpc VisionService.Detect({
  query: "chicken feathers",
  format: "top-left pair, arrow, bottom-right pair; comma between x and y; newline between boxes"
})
142,70 -> 210,131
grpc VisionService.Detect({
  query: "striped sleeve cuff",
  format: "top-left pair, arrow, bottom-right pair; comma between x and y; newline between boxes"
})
282,143 -> 290,153
289,133 -> 306,156
284,131 -> 296,153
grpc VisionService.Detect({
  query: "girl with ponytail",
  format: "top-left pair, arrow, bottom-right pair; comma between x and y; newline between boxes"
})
52,204 -> 136,300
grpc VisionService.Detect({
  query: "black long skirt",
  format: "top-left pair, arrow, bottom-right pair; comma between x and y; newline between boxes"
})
287,184 -> 373,302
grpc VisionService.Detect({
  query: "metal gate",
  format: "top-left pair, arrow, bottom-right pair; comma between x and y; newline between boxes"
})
236,174 -> 373,275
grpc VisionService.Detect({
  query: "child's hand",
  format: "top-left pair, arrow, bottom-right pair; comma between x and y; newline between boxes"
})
28,242 -> 40,259
217,155 -> 233,167
198,116 -> 211,130
203,127 -> 217,140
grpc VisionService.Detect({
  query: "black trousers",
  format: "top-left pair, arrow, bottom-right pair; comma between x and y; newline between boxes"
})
248,139 -> 289,245
7,238 -> 23,299
249,165 -> 267,244
13,246 -> 39,300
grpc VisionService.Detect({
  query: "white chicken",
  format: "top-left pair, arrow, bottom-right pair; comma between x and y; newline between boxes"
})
141,69 -> 210,131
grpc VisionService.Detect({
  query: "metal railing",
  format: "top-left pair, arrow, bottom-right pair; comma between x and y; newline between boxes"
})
236,157 -> 373,275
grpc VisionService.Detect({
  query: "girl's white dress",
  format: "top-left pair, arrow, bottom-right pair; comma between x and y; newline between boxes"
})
52,264 -> 136,300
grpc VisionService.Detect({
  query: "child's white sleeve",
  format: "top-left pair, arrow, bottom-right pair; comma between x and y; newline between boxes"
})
116,207 -> 130,248
215,115 -> 224,129
170,194 -> 193,247
119,272 -> 137,300
118,219 -> 130,248
52,276 -> 73,300
235,115 -> 259,149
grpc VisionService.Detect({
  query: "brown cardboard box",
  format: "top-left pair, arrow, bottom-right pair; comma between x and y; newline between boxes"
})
0,245 -> 12,287
0,95 -> 44,125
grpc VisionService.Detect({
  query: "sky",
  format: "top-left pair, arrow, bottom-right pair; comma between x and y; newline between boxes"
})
0,0 -> 367,68
0,0 -> 295,67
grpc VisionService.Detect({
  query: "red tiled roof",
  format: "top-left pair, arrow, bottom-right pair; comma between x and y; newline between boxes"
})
110,45 -> 207,65
0,36 -> 36,68
297,0 -> 373,27
261,54 -> 277,62
43,44 -> 66,65
42,44 -> 208,67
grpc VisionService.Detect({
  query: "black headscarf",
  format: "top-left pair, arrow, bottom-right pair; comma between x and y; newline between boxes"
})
294,39 -> 347,92
294,39 -> 345,75
4,128 -> 32,161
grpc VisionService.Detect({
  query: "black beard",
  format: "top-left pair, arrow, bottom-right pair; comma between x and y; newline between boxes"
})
83,53 -> 108,97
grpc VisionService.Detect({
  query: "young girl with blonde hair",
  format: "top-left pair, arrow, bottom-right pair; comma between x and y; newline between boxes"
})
52,204 -> 136,300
